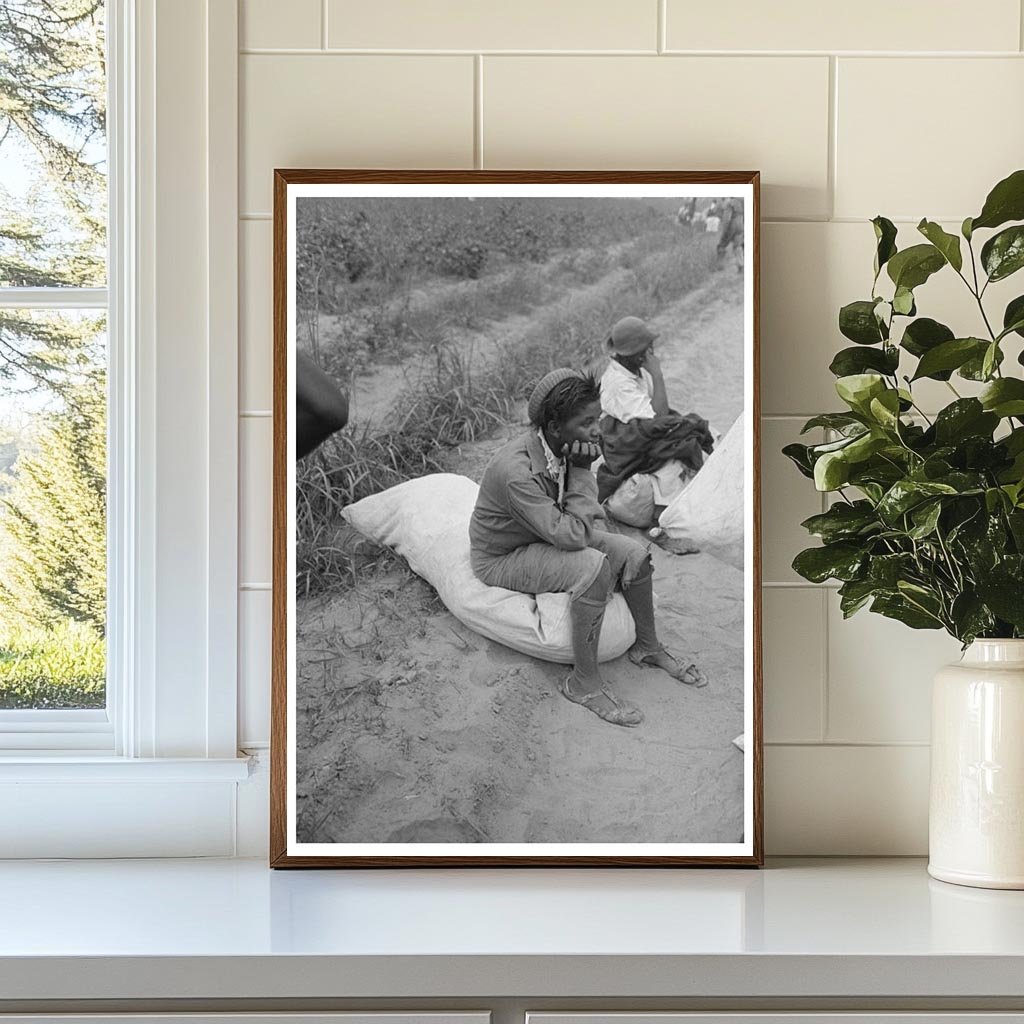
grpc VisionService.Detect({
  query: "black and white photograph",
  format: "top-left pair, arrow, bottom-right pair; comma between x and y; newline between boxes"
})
272,171 -> 761,866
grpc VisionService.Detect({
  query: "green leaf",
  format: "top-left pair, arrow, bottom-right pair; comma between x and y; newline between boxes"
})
849,454 -> 909,488
856,482 -> 885,503
908,500 -> 942,539
877,479 -> 958,524
829,345 -> 899,378
962,216 -> 974,241
892,286 -> 916,316
782,442 -> 815,479
845,432 -> 888,467
886,243 -> 946,291
868,552 -> 914,587
985,487 -> 1009,514
810,434 -> 863,456
800,413 -> 865,435
900,318 -> 955,369
1005,481 -> 1024,506
871,594 -> 943,630
800,501 -> 879,543
999,431 -> 1024,489
982,341 -> 1001,381
917,219 -> 963,272
835,373 -> 886,413
868,389 -> 902,430
1006,428 -> 1024,456
981,225 -> 1024,282
1003,295 -> 1024,339
872,215 -> 898,277
839,299 -> 887,345
934,399 -> 999,444
814,450 -> 851,491
976,578 -> 1024,629
838,579 -> 880,618
950,593 -> 996,644
792,542 -> 866,584
1008,508 -> 1024,548
979,378 -> 1024,418
911,337 -> 988,381
960,345 -> 1004,381
971,168 -> 1024,232
933,470 -> 987,494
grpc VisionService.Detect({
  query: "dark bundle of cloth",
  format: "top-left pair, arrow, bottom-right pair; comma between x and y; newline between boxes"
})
596,412 -> 715,503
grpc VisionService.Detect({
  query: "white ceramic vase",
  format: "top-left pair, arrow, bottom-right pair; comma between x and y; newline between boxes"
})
929,639 -> 1024,889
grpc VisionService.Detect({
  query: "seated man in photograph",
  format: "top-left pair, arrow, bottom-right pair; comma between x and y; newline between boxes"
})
598,316 -> 713,520
469,368 -> 707,730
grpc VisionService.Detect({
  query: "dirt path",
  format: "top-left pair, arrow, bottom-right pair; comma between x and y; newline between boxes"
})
295,266 -> 747,846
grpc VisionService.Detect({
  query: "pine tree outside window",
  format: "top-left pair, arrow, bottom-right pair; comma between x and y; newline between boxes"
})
0,1 -> 110,736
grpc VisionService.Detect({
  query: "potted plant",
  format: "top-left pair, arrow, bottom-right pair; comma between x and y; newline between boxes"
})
785,169 -> 1024,889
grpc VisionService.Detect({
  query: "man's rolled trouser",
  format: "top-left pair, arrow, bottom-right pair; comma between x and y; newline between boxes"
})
471,529 -> 650,599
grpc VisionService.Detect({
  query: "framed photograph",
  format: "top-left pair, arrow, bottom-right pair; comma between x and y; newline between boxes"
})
271,170 -> 762,867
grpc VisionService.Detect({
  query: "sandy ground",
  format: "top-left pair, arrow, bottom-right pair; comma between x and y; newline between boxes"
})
295,262 -> 747,846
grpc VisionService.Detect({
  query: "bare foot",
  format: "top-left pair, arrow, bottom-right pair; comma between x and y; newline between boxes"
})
628,644 -> 708,687
561,673 -> 643,727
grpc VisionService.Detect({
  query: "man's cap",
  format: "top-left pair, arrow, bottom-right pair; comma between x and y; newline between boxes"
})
607,316 -> 659,356
528,367 -> 584,424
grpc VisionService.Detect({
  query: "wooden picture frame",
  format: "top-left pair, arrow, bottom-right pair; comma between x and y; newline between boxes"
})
271,170 -> 762,867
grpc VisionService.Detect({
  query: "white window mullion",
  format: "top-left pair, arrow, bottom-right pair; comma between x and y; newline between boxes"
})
106,0 -> 144,757
0,287 -> 108,310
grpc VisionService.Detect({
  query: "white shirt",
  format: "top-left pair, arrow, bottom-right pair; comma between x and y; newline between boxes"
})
536,428 -> 566,505
600,358 -> 656,423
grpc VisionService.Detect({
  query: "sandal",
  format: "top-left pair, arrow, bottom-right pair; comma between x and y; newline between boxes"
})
628,645 -> 708,688
561,676 -> 643,728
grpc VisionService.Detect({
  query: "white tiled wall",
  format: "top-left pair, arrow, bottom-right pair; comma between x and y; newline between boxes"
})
235,0 -> 1023,854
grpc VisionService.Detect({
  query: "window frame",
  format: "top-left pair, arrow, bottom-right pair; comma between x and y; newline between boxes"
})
0,4 -> 119,750
0,0 -> 247,858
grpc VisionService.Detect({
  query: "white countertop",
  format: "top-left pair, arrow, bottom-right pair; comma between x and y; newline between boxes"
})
2,857 -> 1024,1002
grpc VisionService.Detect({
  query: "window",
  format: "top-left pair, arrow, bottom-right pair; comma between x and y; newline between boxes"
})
0,0 -> 246,857
0,1 -> 111,747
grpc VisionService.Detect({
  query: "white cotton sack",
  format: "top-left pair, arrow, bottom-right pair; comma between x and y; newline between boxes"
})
658,413 -> 745,570
605,472 -> 656,528
342,473 -> 636,664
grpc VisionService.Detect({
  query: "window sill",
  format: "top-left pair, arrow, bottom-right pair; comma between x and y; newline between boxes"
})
0,754 -> 252,782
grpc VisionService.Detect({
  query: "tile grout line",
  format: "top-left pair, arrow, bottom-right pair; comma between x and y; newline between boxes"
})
819,429 -> 831,742
766,740 -> 931,748
237,47 -> 1024,57
242,214 -> 970,225
1021,0 -> 1024,51
474,55 -> 484,169
827,55 -> 838,221
657,0 -> 666,54
762,580 -> 841,589
321,0 -> 328,50
820,587 -> 831,743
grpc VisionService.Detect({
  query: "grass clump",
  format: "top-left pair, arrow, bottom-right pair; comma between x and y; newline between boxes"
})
0,619 -> 105,709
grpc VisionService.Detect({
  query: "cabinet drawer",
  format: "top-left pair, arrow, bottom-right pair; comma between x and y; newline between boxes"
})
529,1016 -> 1024,1024
0,1015 -> 489,1024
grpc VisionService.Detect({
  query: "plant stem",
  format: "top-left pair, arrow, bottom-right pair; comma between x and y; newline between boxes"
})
935,529 -> 965,593
906,398 -> 933,427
